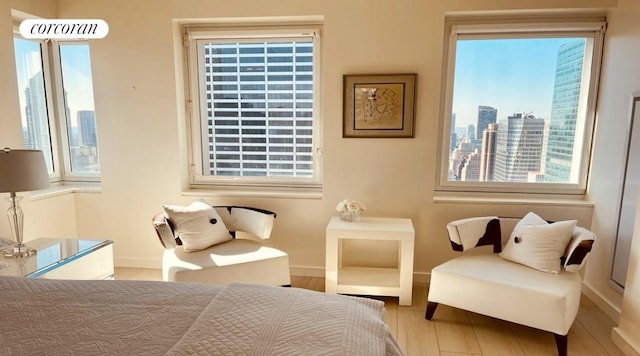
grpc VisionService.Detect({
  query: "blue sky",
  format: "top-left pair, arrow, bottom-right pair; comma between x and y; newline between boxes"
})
452,37 -> 582,128
14,38 -> 94,126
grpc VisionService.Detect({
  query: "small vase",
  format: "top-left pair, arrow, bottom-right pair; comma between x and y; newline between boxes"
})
340,210 -> 361,222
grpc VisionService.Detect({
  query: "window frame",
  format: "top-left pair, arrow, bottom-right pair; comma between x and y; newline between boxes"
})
12,32 -> 61,181
50,40 -> 101,182
12,19 -> 100,183
435,15 -> 606,196
183,24 -> 323,192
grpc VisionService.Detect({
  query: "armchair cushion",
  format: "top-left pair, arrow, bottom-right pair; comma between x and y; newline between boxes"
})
429,254 -> 582,335
162,200 -> 232,252
499,212 -> 577,274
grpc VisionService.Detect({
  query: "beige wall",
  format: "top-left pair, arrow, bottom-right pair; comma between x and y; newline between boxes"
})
595,0 -> 640,351
3,2 -> 638,344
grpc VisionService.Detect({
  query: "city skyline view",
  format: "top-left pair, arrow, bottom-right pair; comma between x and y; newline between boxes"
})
14,38 -> 95,128
448,36 -> 590,184
14,37 -> 99,174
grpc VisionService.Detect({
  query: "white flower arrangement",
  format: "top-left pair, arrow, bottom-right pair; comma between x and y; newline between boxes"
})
336,199 -> 367,222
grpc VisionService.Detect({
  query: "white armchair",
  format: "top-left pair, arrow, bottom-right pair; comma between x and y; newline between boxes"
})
426,214 -> 596,356
153,205 -> 290,287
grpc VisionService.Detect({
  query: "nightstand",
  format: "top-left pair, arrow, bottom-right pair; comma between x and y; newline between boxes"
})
0,238 -> 114,280
325,217 -> 415,306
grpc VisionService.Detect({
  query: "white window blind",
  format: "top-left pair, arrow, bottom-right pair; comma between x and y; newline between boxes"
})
193,31 -> 317,179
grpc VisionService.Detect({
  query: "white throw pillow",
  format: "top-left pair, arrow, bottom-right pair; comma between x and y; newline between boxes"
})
499,212 -> 576,274
162,200 -> 232,252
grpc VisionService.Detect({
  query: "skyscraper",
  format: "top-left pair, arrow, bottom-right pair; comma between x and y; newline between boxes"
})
494,113 -> 546,183
477,106 -> 497,140
24,71 -> 53,172
461,149 -> 481,181
77,110 -> 97,147
544,40 -> 586,183
450,113 -> 457,153
479,123 -> 498,182
450,139 -> 476,180
467,124 -> 476,141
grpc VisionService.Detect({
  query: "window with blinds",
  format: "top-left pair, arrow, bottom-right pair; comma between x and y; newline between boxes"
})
185,26 -> 321,189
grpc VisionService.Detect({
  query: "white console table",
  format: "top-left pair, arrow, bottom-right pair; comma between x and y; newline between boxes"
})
325,216 -> 415,306
0,238 -> 114,280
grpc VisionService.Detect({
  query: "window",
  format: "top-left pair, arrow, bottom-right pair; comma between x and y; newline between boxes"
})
183,24 -> 321,192
56,42 -> 100,176
13,37 -> 56,174
437,16 -> 605,195
13,30 -> 100,182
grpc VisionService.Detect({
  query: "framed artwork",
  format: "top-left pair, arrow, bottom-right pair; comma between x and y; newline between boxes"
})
343,73 -> 416,138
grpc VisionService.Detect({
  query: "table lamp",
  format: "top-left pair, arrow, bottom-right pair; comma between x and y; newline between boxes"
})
0,148 -> 50,257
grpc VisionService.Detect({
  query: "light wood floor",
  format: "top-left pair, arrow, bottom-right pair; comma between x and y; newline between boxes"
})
114,267 -> 623,356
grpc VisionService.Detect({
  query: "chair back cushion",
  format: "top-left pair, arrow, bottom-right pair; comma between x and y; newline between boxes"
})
153,204 -> 278,251
445,215 -> 596,272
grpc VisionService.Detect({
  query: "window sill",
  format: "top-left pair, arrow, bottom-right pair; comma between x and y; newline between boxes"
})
30,182 -> 101,201
433,192 -> 594,208
183,184 -> 322,200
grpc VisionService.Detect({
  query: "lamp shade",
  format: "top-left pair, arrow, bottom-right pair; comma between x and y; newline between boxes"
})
0,149 -> 50,193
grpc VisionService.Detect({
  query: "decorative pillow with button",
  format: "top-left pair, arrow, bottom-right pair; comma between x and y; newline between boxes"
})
161,200 -> 232,252
499,212 -> 577,274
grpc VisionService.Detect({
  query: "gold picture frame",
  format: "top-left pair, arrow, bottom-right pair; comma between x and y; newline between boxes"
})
343,73 -> 416,138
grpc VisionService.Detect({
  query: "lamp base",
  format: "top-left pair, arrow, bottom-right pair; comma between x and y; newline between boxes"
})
3,244 -> 36,258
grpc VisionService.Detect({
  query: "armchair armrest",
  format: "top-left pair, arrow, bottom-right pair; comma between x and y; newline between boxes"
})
152,213 -> 178,249
447,216 -> 501,253
213,206 -> 276,240
563,226 -> 596,272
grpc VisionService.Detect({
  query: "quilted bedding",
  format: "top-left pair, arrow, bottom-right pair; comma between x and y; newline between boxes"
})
0,276 -> 402,355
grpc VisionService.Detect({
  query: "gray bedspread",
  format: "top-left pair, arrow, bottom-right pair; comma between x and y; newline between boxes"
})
0,277 -> 402,355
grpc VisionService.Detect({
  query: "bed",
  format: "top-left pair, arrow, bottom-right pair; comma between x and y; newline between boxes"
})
0,276 -> 402,355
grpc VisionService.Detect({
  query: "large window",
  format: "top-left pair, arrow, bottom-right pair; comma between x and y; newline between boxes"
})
184,25 -> 321,191
13,33 -> 100,181
437,16 -> 605,195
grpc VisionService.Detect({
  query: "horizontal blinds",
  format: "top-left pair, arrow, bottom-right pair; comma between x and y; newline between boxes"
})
198,39 -> 314,177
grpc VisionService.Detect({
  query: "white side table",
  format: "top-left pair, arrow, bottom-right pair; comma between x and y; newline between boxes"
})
325,216 -> 415,306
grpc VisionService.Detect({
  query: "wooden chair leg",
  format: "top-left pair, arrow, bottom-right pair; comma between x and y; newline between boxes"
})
554,333 -> 567,356
425,301 -> 438,320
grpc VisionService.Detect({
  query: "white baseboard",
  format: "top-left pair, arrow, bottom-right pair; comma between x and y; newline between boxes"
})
115,257 -> 161,269
289,265 -> 431,284
290,265 -> 325,277
581,281 -> 622,323
612,327 -> 640,356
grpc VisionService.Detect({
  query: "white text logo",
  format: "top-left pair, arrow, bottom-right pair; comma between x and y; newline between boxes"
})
19,19 -> 109,39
